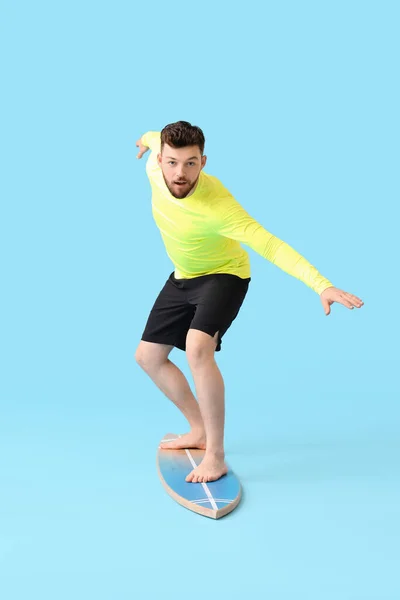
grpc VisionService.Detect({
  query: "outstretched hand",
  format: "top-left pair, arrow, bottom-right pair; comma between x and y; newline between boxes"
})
136,138 -> 149,159
320,287 -> 364,315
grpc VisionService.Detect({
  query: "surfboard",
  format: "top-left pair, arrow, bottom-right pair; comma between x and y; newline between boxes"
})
156,433 -> 242,519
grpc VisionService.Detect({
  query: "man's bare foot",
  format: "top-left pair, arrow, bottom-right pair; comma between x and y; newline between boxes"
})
159,430 -> 206,450
186,453 -> 228,483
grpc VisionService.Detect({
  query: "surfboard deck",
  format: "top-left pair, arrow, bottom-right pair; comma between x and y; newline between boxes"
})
156,433 -> 242,519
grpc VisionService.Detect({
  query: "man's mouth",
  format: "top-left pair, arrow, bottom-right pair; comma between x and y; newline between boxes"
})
174,181 -> 187,186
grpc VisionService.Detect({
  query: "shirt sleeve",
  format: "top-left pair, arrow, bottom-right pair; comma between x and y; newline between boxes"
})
213,195 -> 333,295
141,131 -> 161,152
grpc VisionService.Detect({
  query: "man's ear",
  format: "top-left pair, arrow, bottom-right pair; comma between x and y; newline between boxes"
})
157,153 -> 162,166
201,155 -> 207,169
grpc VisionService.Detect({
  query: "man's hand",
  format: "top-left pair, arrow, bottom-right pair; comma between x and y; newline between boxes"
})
320,287 -> 364,315
136,138 -> 149,159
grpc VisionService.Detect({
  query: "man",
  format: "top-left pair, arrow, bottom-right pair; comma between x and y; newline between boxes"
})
135,121 -> 363,484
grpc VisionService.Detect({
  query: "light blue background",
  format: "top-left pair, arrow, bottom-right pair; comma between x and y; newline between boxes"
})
1,1 -> 399,598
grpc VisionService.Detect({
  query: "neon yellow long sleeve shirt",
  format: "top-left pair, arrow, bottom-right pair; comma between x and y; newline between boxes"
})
141,131 -> 333,295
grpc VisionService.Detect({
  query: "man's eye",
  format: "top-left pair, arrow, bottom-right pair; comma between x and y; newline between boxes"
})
188,162 -> 195,166
168,161 -> 176,165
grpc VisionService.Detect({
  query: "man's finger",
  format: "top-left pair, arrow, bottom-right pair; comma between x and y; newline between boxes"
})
338,294 -> 355,309
345,292 -> 364,307
137,146 -> 148,159
136,140 -> 149,159
340,292 -> 363,308
322,298 -> 331,315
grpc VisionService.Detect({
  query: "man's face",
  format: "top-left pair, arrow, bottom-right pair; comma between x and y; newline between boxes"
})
158,143 -> 207,199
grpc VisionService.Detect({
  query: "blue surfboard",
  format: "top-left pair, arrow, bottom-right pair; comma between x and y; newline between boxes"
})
156,433 -> 242,519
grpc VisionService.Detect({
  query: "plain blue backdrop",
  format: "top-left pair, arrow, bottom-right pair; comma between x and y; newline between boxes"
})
1,1 -> 399,598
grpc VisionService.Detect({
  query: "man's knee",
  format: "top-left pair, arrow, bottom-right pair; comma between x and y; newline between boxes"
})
135,341 -> 171,373
134,344 -> 147,369
186,329 -> 218,368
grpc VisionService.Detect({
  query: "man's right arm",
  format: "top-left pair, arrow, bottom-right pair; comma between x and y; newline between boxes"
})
136,131 -> 162,181
140,131 -> 161,153
136,131 -> 165,189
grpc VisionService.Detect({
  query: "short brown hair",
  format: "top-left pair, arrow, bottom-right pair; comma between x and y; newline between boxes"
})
161,121 -> 205,155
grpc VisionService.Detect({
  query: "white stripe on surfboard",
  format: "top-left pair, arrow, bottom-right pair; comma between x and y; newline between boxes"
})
159,435 -> 220,512
193,498 -> 234,502
184,449 -> 218,511
192,499 -> 233,505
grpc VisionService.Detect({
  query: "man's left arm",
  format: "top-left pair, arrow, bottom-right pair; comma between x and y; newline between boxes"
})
213,196 -> 364,315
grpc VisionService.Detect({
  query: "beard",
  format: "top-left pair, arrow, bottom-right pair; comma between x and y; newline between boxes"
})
162,173 -> 199,199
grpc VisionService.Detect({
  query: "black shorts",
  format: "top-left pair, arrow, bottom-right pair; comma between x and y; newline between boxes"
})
141,272 -> 251,352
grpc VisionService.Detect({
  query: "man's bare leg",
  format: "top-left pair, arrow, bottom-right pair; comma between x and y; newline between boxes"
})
184,329 -> 228,483
135,341 -> 206,449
